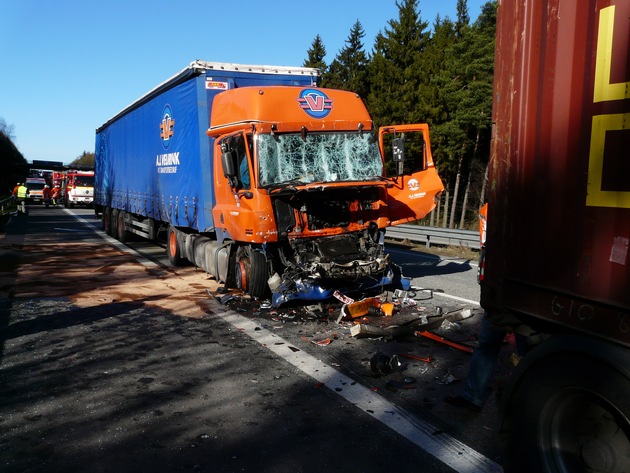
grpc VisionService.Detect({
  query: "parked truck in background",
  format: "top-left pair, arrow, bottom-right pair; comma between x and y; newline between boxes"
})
483,1 -> 629,471
95,61 -> 444,306
64,170 -> 94,207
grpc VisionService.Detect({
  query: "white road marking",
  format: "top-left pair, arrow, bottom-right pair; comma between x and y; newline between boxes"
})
66,209 -> 160,268
218,309 -> 503,473
432,291 -> 480,306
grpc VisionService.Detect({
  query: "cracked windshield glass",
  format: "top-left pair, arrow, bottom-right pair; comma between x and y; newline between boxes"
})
257,132 -> 383,187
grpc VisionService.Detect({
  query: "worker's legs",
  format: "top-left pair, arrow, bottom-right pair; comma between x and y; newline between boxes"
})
445,314 -> 506,410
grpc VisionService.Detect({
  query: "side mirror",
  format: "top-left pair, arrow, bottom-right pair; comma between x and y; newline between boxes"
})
221,150 -> 239,188
221,150 -> 237,178
392,137 -> 405,162
392,137 -> 405,176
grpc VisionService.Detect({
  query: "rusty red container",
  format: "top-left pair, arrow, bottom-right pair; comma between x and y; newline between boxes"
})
482,0 -> 630,346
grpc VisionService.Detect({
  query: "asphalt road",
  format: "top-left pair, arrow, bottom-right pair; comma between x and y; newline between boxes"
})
0,205 -> 515,473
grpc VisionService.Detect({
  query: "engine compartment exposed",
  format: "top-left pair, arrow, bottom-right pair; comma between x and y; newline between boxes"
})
271,186 -> 382,235
268,187 -> 390,301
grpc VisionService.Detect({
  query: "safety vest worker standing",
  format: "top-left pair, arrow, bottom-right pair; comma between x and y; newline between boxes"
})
16,183 -> 28,213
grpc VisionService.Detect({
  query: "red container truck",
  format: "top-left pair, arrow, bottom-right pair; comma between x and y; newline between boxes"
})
483,0 -> 630,471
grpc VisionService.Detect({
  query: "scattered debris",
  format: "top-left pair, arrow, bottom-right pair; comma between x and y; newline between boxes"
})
338,297 -> 396,322
386,377 -> 417,390
436,370 -> 458,385
206,289 -> 238,305
333,290 -> 355,305
300,336 -> 333,346
415,330 -> 474,354
350,308 -> 473,339
370,353 -> 402,376
398,353 -> 432,364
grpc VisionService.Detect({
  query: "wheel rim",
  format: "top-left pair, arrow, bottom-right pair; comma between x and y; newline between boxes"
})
540,389 -> 630,473
237,257 -> 249,291
169,230 -> 178,257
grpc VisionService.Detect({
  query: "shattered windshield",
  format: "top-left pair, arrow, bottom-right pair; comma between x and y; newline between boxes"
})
257,132 -> 383,187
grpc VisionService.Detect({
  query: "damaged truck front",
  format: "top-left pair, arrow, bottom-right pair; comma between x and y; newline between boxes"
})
95,61 -> 443,306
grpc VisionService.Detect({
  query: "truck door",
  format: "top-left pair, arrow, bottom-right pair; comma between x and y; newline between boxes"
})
212,131 -> 276,244
379,124 -> 444,226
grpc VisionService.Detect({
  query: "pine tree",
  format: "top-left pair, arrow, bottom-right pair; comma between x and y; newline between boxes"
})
366,0 -> 430,127
303,34 -> 328,77
322,21 -> 370,98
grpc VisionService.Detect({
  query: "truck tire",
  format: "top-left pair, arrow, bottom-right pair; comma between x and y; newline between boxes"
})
167,225 -> 184,266
110,209 -> 119,238
116,211 -> 131,243
501,350 -> 630,473
235,246 -> 270,299
103,207 -> 112,235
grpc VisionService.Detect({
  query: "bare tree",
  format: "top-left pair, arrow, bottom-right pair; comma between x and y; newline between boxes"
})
0,117 -> 16,141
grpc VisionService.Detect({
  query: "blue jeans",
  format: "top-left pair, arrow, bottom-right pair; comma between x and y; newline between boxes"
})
458,315 -> 507,407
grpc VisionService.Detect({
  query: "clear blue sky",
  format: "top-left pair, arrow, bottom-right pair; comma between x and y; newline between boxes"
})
1,0 -> 485,165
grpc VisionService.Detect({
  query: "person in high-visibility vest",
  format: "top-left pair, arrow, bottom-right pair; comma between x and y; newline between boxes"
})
16,183 -> 28,213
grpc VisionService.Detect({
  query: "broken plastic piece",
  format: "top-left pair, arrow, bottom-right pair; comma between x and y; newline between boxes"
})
300,336 -> 333,346
380,302 -> 394,317
333,290 -> 355,305
341,297 -> 382,320
220,294 -> 237,304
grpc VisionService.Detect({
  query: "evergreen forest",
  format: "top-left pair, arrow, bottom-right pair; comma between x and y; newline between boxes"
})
304,0 -> 497,229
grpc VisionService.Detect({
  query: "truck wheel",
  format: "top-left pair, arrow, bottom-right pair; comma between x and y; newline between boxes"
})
167,226 -> 184,266
116,211 -> 130,243
110,209 -> 119,238
235,246 -> 270,299
103,207 -> 112,235
501,352 -> 630,473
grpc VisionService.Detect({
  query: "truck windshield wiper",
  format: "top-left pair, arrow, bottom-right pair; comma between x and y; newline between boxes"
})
267,179 -> 306,193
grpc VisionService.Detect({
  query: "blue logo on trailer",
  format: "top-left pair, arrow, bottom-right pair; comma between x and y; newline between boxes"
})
160,105 -> 175,149
296,89 -> 333,119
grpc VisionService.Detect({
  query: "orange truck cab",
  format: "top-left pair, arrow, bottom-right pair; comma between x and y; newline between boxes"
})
95,61 -> 443,305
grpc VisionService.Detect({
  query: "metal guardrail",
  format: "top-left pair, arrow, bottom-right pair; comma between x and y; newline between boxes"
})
0,196 -> 18,228
386,224 -> 480,250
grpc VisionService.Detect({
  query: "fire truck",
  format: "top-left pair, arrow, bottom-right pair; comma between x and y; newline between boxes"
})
64,170 -> 94,208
